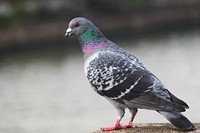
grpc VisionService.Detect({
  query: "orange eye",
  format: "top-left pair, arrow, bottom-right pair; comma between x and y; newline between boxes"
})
74,22 -> 80,27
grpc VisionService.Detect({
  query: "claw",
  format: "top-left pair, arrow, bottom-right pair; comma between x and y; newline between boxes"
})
101,125 -> 123,131
121,122 -> 137,128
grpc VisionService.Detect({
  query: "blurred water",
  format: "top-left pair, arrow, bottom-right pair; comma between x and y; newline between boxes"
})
0,31 -> 200,133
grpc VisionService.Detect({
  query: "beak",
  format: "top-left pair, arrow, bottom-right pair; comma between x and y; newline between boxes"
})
65,28 -> 73,37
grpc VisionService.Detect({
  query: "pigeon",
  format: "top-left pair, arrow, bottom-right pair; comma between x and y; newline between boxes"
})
65,17 -> 196,131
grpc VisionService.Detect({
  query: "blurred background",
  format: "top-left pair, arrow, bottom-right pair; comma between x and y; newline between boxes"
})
0,0 -> 200,132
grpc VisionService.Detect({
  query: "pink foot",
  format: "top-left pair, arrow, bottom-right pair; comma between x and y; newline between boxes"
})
121,122 -> 137,128
101,124 -> 126,131
101,119 -> 126,131
101,122 -> 137,131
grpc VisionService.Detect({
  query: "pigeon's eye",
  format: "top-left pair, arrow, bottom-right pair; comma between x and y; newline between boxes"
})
74,22 -> 80,27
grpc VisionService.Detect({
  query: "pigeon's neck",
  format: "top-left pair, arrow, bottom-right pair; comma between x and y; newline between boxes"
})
78,27 -> 108,56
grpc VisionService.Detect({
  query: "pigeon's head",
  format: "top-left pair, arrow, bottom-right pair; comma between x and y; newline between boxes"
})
65,17 -> 94,37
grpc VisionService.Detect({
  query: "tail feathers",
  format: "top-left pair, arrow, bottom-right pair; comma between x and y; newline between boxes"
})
168,91 -> 189,109
158,111 -> 196,131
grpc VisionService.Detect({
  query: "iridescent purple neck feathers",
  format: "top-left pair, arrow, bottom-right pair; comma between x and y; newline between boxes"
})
82,41 -> 107,55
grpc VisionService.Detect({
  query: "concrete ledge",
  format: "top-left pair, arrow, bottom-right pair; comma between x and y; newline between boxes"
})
93,123 -> 199,133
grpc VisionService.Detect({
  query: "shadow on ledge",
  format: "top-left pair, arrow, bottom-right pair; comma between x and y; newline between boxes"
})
93,123 -> 199,133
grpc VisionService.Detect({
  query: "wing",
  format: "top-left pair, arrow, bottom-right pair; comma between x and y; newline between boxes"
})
86,50 -> 153,99
86,50 -> 186,112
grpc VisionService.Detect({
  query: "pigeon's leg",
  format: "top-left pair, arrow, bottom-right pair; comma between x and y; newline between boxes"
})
102,107 -> 125,131
121,108 -> 138,128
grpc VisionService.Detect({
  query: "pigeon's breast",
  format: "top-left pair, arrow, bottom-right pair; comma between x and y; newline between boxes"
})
84,52 -> 100,76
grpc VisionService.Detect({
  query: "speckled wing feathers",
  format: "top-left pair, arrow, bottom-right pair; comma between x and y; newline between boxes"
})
87,51 -> 150,96
88,52 -> 153,100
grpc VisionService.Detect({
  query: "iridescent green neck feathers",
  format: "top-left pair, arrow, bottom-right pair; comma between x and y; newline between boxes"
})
78,27 -> 104,44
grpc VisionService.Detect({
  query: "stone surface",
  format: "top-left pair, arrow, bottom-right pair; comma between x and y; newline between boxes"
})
93,123 -> 200,133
